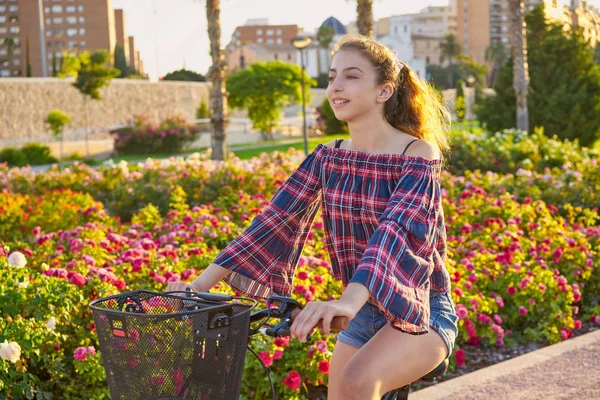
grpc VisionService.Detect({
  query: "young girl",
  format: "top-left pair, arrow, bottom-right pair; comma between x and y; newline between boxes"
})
167,34 -> 458,400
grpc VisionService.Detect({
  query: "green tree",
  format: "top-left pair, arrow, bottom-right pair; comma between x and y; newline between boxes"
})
26,37 -> 32,77
45,110 -> 71,164
227,61 -> 315,138
316,25 -> 335,80
454,79 -> 466,122
162,67 -> 207,82
477,5 -> 600,146
58,50 -> 120,156
439,34 -> 462,88
319,97 -> 348,135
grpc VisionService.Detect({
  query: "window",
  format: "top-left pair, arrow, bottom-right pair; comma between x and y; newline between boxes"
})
12,58 -> 20,65
276,38 -> 282,44
67,28 -> 77,37
54,29 -> 65,36
1,70 -> 10,77
0,49 -> 6,56
0,6 -> 5,12
78,5 -> 83,12
66,16 -> 76,24
65,5 -> 75,12
0,27 -> 6,34
9,25 -> 18,33
404,25 -> 408,33
80,41 -> 86,47
78,16 -> 85,23
8,4 -> 16,12
394,26 -> 398,35
235,39 -> 240,46
0,16 -> 5,23
277,29 -> 282,36
46,30 -> 52,37
45,6 -> 50,13
51,5 -> 62,12
257,37 -> 263,43
257,29 -> 262,35
53,17 -> 63,24
266,29 -> 274,36
266,38 -> 274,44
79,28 -> 85,35
68,40 -> 78,48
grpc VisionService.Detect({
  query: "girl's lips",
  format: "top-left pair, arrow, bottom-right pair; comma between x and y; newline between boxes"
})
331,100 -> 350,109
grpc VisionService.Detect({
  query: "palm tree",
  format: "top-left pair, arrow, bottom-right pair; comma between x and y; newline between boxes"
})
316,25 -> 334,76
509,0 -> 529,131
3,37 -> 17,74
205,0 -> 228,160
485,41 -> 508,87
355,0 -> 374,38
439,34 -> 461,88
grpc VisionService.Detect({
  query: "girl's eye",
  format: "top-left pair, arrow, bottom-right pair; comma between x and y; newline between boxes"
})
346,76 -> 357,80
328,76 -> 335,82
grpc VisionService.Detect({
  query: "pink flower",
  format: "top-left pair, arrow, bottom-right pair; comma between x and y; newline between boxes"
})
495,296 -> 505,308
315,340 -> 328,353
294,285 -> 307,294
258,351 -> 273,367
283,370 -> 302,391
318,360 -> 330,374
538,284 -> 547,292
314,275 -> 324,284
149,375 -> 166,386
73,347 -> 88,360
456,304 -> 468,319
574,320 -> 582,330
70,273 -> 87,287
518,306 -> 528,316
507,286 -> 517,296
455,349 -> 465,367
493,314 -> 503,324
273,350 -> 284,360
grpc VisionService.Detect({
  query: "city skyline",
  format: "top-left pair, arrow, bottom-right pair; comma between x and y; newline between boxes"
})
111,0 -> 451,81
111,0 -> 599,82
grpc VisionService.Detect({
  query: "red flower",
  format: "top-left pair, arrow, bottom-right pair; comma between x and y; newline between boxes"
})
318,360 -> 330,374
258,351 -> 273,367
455,349 -> 465,367
283,370 -> 302,391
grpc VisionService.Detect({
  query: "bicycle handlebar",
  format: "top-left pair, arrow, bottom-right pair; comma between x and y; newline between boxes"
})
290,308 -> 349,332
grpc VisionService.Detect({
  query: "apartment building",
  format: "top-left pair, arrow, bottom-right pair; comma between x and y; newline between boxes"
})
0,0 -> 142,78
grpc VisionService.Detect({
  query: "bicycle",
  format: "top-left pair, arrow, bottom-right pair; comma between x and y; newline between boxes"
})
90,289 -> 447,400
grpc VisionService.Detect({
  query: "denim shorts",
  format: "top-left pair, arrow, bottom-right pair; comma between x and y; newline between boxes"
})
337,290 -> 458,358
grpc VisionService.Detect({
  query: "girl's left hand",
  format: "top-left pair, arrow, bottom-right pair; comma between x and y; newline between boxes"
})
290,300 -> 357,342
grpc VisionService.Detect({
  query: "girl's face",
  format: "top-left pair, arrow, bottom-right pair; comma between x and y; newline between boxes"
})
326,49 -> 393,123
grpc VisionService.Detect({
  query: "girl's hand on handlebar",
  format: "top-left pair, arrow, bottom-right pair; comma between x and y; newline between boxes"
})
165,281 -> 197,293
290,300 -> 356,343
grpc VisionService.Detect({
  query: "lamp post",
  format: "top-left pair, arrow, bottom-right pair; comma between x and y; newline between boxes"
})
291,35 -> 312,156
466,75 -> 476,132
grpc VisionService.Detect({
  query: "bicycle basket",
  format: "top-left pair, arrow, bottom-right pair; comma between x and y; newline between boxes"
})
90,290 -> 256,400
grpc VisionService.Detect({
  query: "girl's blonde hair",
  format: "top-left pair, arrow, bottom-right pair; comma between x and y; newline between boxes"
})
331,34 -> 451,164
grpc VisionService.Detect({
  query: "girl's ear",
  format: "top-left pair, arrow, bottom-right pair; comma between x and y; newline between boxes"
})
376,82 -> 395,104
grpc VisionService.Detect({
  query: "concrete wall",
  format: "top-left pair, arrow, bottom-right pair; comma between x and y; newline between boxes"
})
0,78 -> 210,142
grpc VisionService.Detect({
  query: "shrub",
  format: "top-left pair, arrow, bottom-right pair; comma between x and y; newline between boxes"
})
318,97 -> 348,135
0,143 -> 57,167
111,115 -> 201,156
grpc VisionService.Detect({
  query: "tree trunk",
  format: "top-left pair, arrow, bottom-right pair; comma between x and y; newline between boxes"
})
511,0 -> 530,132
356,0 -> 374,38
206,0 -> 228,161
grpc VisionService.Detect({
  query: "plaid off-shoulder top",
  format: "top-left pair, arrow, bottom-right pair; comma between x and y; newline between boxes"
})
212,139 -> 451,335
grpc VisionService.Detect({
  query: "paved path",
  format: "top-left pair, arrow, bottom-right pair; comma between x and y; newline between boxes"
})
412,329 -> 600,400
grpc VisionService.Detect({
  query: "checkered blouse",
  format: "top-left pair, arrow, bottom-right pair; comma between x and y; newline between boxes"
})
212,142 -> 450,335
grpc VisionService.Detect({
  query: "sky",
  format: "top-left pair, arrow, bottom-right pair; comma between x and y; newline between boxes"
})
111,0 -> 600,82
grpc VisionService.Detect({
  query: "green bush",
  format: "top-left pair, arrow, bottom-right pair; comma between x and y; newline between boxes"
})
317,97 -> 348,135
0,143 -> 57,167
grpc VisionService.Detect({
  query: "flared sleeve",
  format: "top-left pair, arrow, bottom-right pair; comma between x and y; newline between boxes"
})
349,159 -> 443,335
212,151 -> 323,299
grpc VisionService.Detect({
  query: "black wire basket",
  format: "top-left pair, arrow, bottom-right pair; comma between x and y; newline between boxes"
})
89,290 -> 257,400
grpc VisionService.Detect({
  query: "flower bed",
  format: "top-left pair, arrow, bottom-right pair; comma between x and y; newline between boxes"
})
0,129 -> 599,399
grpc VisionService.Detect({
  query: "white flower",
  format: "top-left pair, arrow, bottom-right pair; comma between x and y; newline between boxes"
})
0,340 -> 21,363
46,317 -> 57,331
7,252 -> 27,268
14,280 -> 29,289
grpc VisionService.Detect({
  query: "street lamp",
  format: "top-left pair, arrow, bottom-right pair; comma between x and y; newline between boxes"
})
291,35 -> 312,156
466,75 -> 476,132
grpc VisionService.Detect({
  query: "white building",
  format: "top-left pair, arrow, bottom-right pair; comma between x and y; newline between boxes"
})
376,15 -> 427,78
